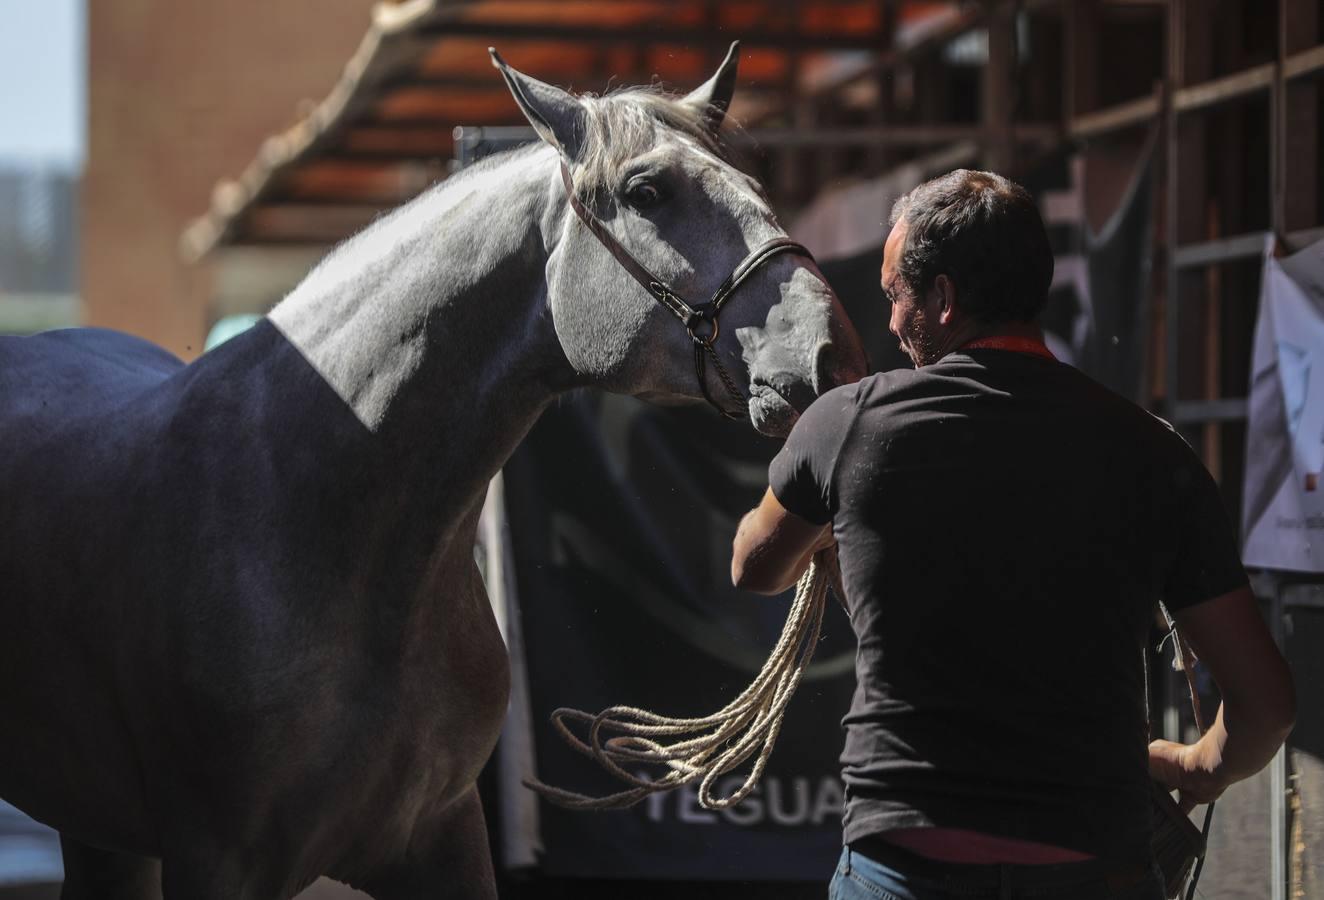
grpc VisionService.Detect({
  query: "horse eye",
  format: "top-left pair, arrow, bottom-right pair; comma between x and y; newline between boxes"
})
625,181 -> 664,210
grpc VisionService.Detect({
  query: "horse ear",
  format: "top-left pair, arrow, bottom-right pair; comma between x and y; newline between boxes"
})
490,48 -> 586,159
682,41 -> 740,133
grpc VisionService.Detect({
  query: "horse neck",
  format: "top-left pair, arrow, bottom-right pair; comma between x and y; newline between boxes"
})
267,147 -> 572,547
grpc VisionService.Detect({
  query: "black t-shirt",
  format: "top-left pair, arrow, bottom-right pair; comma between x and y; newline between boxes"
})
769,349 -> 1248,862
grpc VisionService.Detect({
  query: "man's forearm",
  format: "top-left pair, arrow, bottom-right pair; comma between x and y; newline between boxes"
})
1150,586 -> 1297,809
1187,698 -> 1295,795
731,504 -> 831,595
1151,681 -> 1295,807
733,509 -> 803,594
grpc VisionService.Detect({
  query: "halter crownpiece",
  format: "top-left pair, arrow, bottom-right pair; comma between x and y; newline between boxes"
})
558,161 -> 813,420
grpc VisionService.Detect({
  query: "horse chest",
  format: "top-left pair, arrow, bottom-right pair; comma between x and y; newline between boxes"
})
338,572 -> 510,836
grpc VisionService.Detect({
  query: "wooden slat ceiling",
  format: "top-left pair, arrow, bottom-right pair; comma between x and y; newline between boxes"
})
182,0 -> 964,257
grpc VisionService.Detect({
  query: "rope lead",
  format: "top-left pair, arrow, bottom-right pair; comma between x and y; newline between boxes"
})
524,548 -> 839,811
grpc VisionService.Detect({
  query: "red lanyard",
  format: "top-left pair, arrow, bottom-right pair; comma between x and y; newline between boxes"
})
959,335 -> 1056,361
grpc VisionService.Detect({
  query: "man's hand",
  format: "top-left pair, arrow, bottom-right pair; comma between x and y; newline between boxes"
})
1147,586 -> 1295,813
731,488 -> 833,595
1148,738 -> 1227,814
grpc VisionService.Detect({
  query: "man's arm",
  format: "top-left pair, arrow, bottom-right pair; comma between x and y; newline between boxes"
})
1148,585 -> 1296,812
731,488 -> 834,595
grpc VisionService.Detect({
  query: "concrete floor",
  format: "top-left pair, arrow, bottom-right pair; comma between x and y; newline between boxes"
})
0,799 -> 370,900
0,880 -> 369,900
298,879 -> 371,899
0,887 -> 59,900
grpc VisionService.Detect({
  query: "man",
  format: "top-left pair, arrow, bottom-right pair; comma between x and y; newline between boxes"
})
731,170 -> 1295,899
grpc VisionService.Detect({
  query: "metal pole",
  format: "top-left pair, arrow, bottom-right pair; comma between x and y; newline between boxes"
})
1270,582 -> 1288,900
1161,0 -> 1186,753
1163,0 -> 1183,430
1269,6 -> 1289,898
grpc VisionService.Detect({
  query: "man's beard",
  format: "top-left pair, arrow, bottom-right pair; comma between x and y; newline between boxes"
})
900,318 -> 943,368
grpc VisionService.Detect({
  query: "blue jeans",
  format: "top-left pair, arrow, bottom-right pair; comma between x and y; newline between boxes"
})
829,845 -> 1166,900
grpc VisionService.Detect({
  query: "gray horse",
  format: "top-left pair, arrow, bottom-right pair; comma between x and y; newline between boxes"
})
0,47 -> 865,899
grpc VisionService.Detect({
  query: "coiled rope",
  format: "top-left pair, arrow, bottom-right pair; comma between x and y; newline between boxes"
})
525,548 -> 840,811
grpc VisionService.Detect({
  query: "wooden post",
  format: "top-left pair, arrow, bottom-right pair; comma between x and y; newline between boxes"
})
1163,0 -> 1185,424
1282,0 -> 1320,237
774,0 -> 802,211
865,0 -> 897,175
1063,0 -> 1099,123
982,0 -> 1015,173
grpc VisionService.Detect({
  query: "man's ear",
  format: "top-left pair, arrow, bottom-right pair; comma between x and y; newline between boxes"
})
932,274 -> 959,324
490,48 -> 586,159
681,41 -> 740,133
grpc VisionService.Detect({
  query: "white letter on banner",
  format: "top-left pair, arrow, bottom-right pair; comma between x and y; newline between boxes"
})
677,784 -> 718,824
767,777 -> 810,826
644,787 -> 666,823
812,778 -> 845,826
717,777 -> 763,826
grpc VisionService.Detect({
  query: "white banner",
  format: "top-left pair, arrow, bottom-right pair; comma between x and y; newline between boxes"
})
1242,235 -> 1324,572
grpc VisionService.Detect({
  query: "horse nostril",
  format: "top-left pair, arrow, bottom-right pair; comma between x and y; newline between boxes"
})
814,338 -> 869,396
772,371 -> 818,413
813,342 -> 839,395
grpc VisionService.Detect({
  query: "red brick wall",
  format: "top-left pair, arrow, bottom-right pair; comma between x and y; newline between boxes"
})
82,1 -> 376,359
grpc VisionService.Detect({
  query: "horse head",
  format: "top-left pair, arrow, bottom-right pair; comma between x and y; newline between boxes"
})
491,44 -> 867,436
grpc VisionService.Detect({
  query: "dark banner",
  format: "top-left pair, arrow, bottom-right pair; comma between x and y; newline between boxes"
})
502,393 -> 856,880
1025,134 -> 1158,402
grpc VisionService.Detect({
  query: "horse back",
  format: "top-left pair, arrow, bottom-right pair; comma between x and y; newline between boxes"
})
0,327 -> 184,424
0,328 -> 187,848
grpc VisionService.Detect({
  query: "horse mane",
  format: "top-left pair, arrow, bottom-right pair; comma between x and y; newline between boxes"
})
574,86 -> 732,199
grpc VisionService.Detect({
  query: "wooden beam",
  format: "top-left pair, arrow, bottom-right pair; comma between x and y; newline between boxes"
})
240,204 -> 389,245
1173,62 -> 1275,113
1170,227 -> 1324,266
1173,397 -> 1249,424
744,124 -> 1061,148
334,125 -> 456,159
982,1 -> 1015,172
417,21 -> 886,51
336,123 -> 1061,161
1284,43 -> 1324,81
742,4 -> 985,126
1069,92 -> 1161,140
1172,232 -> 1267,268
385,71 -> 794,96
1064,0 -> 1100,122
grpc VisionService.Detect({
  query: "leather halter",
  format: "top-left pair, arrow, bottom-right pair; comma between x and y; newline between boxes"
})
558,161 -> 813,420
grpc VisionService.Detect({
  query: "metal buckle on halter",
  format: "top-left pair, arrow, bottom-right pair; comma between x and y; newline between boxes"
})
685,304 -> 720,346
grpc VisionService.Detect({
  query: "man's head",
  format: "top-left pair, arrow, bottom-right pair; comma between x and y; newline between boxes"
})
881,169 -> 1054,367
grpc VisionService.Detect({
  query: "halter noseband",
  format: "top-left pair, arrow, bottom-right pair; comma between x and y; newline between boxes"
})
558,161 -> 813,421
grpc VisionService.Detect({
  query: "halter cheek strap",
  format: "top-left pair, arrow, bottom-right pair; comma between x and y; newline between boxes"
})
558,161 -> 813,420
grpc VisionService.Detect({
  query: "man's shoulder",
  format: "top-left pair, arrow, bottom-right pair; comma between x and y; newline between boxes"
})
848,366 -> 930,401
801,369 -> 923,417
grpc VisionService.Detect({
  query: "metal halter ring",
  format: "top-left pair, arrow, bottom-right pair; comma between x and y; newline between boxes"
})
686,307 -> 720,346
